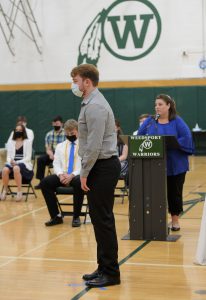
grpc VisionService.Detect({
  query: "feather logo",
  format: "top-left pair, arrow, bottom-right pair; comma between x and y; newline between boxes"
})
77,0 -> 161,65
78,10 -> 106,66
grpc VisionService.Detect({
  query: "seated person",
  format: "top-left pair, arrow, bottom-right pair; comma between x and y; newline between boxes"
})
1,124 -> 34,201
40,119 -> 84,227
115,119 -> 128,180
35,115 -> 65,189
7,116 -> 34,144
133,113 -> 149,135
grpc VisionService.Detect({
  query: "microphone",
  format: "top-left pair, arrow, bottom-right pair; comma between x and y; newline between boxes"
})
155,114 -> 160,121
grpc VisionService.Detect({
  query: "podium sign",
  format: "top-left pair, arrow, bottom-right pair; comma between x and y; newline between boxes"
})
130,136 -> 164,158
128,135 -> 168,241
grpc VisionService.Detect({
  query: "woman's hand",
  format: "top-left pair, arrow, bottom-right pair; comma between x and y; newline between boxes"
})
10,160 -> 16,167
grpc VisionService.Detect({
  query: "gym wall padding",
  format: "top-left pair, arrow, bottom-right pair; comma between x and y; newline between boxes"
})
0,86 -> 205,153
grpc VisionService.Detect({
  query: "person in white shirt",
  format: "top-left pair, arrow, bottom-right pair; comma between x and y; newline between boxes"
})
133,113 -> 149,135
1,124 -> 33,201
7,116 -> 34,144
40,119 -> 84,227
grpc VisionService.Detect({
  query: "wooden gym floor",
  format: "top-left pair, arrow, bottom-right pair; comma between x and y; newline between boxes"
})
0,156 -> 206,300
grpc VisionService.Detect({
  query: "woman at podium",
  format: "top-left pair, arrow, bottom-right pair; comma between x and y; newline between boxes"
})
138,94 -> 194,231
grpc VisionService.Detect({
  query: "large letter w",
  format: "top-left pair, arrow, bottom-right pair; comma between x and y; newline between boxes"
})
107,14 -> 154,49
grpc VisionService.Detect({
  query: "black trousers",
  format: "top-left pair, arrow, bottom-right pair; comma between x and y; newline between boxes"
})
36,154 -> 53,180
87,156 -> 121,277
167,172 -> 186,216
40,174 -> 84,219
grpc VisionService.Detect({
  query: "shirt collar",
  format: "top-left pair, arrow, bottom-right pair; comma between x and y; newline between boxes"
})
68,139 -> 78,145
81,88 -> 98,106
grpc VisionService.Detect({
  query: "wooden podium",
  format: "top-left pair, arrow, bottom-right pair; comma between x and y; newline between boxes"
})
126,135 -> 180,241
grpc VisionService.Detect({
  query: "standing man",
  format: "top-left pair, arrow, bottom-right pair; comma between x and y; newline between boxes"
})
70,64 -> 121,288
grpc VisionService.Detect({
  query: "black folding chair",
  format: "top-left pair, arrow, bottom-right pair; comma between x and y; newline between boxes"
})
55,186 -> 89,224
5,150 -> 37,202
114,176 -> 129,204
47,162 -> 53,176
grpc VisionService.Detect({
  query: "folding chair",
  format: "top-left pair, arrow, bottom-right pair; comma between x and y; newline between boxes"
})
47,162 -> 53,176
55,186 -> 89,224
5,150 -> 37,202
114,176 -> 129,204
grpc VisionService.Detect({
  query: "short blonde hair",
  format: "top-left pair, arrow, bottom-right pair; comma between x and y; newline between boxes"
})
64,119 -> 78,131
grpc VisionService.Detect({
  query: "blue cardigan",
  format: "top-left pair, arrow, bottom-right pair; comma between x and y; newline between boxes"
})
138,116 -> 194,176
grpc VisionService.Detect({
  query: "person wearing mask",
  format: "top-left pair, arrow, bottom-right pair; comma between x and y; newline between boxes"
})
35,115 -> 65,189
133,113 -> 149,135
7,115 -> 34,144
40,119 -> 84,227
138,94 -> 194,231
71,64 -> 121,288
1,124 -> 33,201
115,119 -> 128,180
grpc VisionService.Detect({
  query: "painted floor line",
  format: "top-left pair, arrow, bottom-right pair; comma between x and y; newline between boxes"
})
0,205 -> 46,226
0,255 -> 203,269
0,228 -> 74,268
0,255 -> 96,264
0,195 -> 72,226
71,195 -> 201,300
125,262 -> 204,269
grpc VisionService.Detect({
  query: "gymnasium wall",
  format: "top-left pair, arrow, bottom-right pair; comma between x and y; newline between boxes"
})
1,1 -> 206,153
0,85 -> 205,153
0,0 -> 206,84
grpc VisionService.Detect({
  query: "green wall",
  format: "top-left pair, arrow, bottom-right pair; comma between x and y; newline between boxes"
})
0,86 -> 206,153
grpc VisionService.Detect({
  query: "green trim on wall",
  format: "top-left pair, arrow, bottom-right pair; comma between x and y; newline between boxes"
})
0,85 -> 205,153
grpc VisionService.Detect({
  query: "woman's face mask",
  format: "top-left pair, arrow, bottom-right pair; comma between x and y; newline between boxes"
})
71,83 -> 83,97
14,131 -> 23,139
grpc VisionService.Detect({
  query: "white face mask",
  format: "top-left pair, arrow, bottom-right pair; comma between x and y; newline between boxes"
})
71,82 -> 83,97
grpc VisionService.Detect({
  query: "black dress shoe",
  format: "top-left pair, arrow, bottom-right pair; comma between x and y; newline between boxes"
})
72,217 -> 81,227
82,269 -> 100,281
45,216 -> 63,226
171,226 -> 180,231
85,273 -> 120,288
34,183 -> 41,190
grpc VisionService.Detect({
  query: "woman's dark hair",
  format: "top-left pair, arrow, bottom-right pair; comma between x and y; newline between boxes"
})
12,124 -> 28,140
156,94 -> 177,121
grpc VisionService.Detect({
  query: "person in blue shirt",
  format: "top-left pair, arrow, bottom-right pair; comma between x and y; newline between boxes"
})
138,94 -> 194,231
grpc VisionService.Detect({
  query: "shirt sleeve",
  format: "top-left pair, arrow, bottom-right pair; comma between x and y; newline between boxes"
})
45,131 -> 50,147
138,117 -> 153,135
28,129 -> 34,142
72,154 -> 81,176
6,141 -> 13,164
176,117 -> 194,154
7,131 -> 13,145
80,103 -> 107,177
53,144 -> 63,176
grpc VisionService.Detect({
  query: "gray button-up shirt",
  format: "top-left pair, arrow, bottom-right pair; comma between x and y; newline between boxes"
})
78,88 -> 118,177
